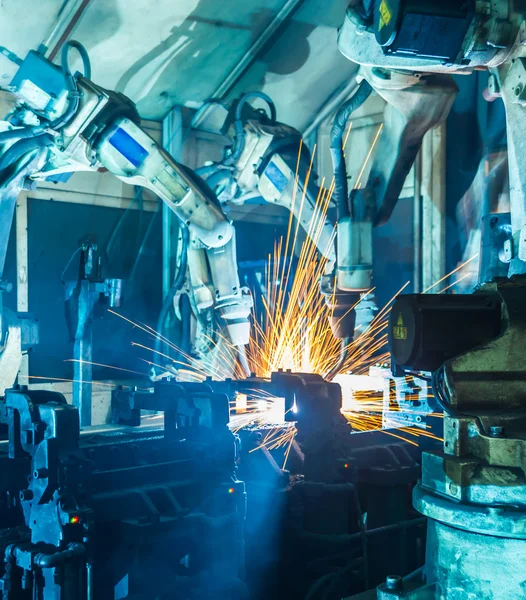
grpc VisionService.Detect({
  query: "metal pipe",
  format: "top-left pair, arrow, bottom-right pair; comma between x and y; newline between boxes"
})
73,333 -> 92,427
33,542 -> 86,568
162,107 -> 183,298
295,516 -> 427,547
303,78 -> 358,139
41,0 -> 94,60
86,562 -> 94,600
413,150 -> 422,292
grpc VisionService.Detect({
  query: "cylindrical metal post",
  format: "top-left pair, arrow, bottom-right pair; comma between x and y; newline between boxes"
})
73,325 -> 92,427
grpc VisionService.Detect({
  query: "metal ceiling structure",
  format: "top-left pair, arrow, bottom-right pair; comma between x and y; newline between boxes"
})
0,0 -> 356,130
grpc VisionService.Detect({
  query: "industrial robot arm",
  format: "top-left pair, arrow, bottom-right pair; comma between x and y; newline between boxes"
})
1,44 -> 252,369
337,0 -> 526,275
204,94 -> 337,273
195,94 -> 376,351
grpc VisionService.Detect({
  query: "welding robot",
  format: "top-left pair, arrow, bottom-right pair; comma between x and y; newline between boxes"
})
0,40 -> 258,391
185,92 -> 376,379
0,41 -> 371,393
0,43 -> 249,600
336,1 -> 526,598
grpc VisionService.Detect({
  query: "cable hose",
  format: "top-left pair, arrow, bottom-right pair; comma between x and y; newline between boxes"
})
325,337 -> 351,381
153,225 -> 189,367
0,133 -> 54,171
223,91 -> 277,165
330,80 -> 372,220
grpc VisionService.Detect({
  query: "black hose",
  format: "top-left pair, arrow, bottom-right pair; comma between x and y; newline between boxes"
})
33,543 -> 86,568
62,40 -> 92,81
0,133 -> 54,172
330,80 -> 372,220
431,367 -> 461,418
195,163 -> 227,178
153,225 -> 189,365
0,127 -> 45,143
47,40 -> 91,132
325,337 -> 351,381
224,91 -> 277,166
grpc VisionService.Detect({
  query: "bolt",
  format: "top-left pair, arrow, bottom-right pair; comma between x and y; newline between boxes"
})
19,490 -> 33,502
386,575 -> 403,591
490,426 -> 505,438
33,468 -> 49,480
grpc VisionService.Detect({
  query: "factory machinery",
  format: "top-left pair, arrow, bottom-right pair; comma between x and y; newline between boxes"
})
336,1 -> 526,598
0,383 -> 247,599
0,26 -> 432,599
112,370 -> 432,600
0,1 -> 524,599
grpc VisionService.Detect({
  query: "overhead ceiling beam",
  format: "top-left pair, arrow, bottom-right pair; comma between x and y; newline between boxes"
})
40,0 -> 94,61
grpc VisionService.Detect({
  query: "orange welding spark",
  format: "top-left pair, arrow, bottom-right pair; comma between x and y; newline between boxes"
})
342,121 -> 353,158
355,123 -> 383,190
382,430 -> 420,447
64,359 -> 146,377
282,428 -> 297,470
437,273 -> 471,295
422,254 -> 479,294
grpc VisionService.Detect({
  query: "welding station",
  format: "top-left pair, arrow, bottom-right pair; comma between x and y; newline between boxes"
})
0,1 -> 523,598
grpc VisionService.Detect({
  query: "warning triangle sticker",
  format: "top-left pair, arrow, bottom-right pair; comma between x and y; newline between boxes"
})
393,313 -> 407,341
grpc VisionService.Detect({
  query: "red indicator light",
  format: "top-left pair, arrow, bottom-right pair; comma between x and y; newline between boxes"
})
69,515 -> 80,525
344,463 -> 349,469
228,487 -> 235,494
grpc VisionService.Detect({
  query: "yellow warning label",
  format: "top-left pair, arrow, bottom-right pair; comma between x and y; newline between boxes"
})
378,0 -> 392,31
393,313 -> 407,341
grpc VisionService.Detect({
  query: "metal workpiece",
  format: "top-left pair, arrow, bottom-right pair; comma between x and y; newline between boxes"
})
443,412 -> 526,474
421,447 -> 526,508
111,379 -> 231,436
